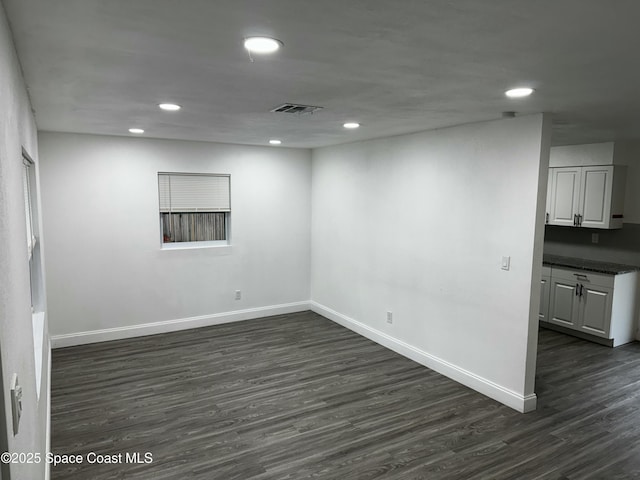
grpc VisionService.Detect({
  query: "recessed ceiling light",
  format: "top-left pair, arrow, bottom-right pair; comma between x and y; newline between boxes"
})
128,128 -> 144,134
244,36 -> 282,54
343,122 -> 360,129
269,139 -> 282,145
158,103 -> 181,111
505,87 -> 534,98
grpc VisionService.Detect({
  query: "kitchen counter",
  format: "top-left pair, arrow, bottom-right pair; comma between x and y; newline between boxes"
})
543,254 -> 640,275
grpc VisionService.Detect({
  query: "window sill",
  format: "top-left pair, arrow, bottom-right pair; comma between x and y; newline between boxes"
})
161,243 -> 233,254
32,311 -> 45,402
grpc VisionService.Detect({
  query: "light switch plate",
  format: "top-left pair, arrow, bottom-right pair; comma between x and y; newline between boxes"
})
501,256 -> 511,271
10,374 -> 22,436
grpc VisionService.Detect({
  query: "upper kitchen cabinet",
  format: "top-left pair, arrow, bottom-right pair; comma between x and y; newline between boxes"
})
547,165 -> 626,229
546,142 -> 629,229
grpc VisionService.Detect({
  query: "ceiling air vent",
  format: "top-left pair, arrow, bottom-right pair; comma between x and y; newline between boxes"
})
270,103 -> 323,115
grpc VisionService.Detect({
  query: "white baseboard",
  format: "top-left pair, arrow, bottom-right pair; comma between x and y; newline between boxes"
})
51,301 -> 311,348
310,301 -> 536,413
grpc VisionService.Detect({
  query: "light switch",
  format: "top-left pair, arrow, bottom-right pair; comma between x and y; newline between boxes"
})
10,374 -> 22,436
501,256 -> 511,271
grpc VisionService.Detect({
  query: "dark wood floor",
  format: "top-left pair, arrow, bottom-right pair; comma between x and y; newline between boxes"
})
51,311 -> 640,479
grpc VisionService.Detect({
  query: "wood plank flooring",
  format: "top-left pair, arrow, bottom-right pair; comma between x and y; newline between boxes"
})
51,311 -> 640,479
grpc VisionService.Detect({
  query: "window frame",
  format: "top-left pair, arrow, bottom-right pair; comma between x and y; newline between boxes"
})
22,149 -> 46,402
157,172 -> 231,249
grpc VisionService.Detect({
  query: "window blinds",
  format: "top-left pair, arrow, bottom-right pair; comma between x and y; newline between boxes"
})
158,173 -> 231,213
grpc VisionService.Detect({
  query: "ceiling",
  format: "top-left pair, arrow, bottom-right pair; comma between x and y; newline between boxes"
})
4,0 -> 640,148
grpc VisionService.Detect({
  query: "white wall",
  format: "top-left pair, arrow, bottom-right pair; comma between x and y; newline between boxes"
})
623,144 -> 640,224
310,114 -> 550,412
0,3 -> 50,479
39,132 -> 311,343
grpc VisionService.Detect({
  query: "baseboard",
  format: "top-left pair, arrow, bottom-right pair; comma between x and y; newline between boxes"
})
51,301 -> 311,348
540,322 -> 615,347
310,301 -> 536,413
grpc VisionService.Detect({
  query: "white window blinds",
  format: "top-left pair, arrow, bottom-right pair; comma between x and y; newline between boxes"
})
158,173 -> 231,213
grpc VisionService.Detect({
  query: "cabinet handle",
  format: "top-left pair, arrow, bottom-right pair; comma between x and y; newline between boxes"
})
578,214 -> 583,226
580,284 -> 584,297
576,283 -> 580,296
546,213 -> 549,224
573,214 -> 578,226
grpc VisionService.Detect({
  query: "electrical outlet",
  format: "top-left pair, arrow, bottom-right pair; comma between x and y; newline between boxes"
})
386,311 -> 393,324
235,290 -> 241,300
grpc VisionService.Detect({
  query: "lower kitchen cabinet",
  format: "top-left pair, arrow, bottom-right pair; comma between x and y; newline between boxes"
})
539,266 -> 551,323
543,266 -> 637,347
581,283 -> 614,336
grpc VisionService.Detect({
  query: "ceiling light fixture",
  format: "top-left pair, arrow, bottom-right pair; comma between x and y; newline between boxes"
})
128,128 -> 144,134
158,103 -> 181,111
505,87 -> 534,98
269,139 -> 282,145
343,122 -> 360,129
244,36 -> 282,54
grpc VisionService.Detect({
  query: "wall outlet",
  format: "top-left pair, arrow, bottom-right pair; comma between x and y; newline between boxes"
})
235,290 -> 241,300
386,311 -> 393,324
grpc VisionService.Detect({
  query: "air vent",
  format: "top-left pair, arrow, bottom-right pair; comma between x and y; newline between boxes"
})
270,103 -> 323,115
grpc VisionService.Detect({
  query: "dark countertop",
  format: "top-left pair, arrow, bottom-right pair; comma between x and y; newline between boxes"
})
543,254 -> 640,275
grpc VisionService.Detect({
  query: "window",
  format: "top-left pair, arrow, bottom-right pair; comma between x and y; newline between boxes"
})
22,157 -> 43,310
23,152 -> 45,401
158,173 -> 231,247
22,159 -> 36,260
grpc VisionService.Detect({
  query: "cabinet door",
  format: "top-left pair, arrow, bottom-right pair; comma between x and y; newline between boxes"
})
579,166 -> 613,229
549,278 -> 580,327
548,167 -> 581,226
578,284 -> 613,338
539,276 -> 551,322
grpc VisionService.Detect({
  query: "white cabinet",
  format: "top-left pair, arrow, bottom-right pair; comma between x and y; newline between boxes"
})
547,167 -> 581,227
545,267 -> 637,347
580,283 -> 614,336
539,266 -> 551,323
549,269 -> 612,337
548,274 -> 580,328
546,165 -> 626,229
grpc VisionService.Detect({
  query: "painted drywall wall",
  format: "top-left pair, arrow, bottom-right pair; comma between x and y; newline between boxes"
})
0,4 -> 50,479
310,114 -> 550,411
38,133 -> 311,341
544,224 -> 640,266
623,144 -> 640,224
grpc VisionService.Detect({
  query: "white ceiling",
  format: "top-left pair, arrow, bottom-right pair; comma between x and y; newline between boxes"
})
4,0 -> 640,148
